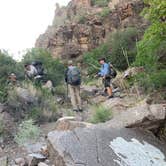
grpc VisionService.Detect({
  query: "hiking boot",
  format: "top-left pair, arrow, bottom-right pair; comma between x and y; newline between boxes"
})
108,95 -> 114,99
73,109 -> 79,112
79,109 -> 83,112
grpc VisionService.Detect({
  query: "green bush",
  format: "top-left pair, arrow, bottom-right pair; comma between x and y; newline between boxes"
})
0,51 -> 24,102
0,115 -> 4,135
91,105 -> 112,124
84,43 -> 110,75
134,0 -> 166,91
83,27 -> 138,76
15,119 -> 40,145
99,7 -> 111,18
22,48 -> 65,86
91,0 -> 110,7
109,27 -> 138,70
78,15 -> 87,24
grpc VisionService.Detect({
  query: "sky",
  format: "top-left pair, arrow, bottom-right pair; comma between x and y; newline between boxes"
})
0,0 -> 70,60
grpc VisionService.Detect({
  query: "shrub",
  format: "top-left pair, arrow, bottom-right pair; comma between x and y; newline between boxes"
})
78,15 -> 87,24
109,27 -> 138,70
22,48 -> 65,87
99,7 -> 111,18
7,83 -> 61,123
83,27 -> 138,76
0,115 -> 4,135
15,119 -> 40,145
91,0 -> 110,7
90,105 -> 112,124
134,0 -> 166,91
0,51 -> 24,102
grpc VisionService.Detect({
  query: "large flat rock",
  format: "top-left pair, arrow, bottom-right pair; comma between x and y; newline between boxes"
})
47,126 -> 166,166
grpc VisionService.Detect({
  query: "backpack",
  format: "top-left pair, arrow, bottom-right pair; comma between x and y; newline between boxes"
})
31,61 -> 44,75
108,63 -> 117,78
67,67 -> 81,85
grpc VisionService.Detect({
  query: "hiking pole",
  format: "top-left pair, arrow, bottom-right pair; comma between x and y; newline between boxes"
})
66,83 -> 69,100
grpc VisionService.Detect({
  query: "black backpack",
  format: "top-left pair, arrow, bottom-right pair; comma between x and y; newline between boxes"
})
31,61 -> 44,75
67,67 -> 81,86
108,63 -> 117,78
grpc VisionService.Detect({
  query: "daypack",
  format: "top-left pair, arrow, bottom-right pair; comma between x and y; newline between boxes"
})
31,61 -> 44,76
108,63 -> 117,78
67,67 -> 81,85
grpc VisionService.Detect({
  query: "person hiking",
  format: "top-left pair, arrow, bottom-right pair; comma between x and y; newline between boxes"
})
98,58 -> 113,99
24,63 -> 38,79
65,60 -> 82,112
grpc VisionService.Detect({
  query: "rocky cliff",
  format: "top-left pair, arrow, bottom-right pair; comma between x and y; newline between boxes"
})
35,0 -> 146,60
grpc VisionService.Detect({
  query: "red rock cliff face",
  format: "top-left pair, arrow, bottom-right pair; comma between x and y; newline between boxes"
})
35,0 -> 146,60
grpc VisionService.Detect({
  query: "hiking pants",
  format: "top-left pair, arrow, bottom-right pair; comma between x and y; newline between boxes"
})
69,84 -> 82,110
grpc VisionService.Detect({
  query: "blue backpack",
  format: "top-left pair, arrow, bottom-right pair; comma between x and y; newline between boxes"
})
67,67 -> 81,85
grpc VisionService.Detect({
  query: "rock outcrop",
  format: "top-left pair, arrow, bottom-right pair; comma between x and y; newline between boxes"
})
35,0 -> 146,60
47,126 -> 166,166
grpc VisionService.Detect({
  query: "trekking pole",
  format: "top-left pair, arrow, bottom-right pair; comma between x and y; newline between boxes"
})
66,83 -> 69,100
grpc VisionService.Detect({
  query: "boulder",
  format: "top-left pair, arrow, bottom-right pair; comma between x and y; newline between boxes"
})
107,101 -> 166,130
55,116 -> 92,131
15,87 -> 37,104
47,126 -> 166,166
15,158 -> 26,166
0,156 -> 8,166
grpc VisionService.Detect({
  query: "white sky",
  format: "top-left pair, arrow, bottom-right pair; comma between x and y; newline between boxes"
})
0,0 -> 70,60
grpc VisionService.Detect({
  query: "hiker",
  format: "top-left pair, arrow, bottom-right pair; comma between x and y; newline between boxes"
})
24,63 -> 38,79
98,58 -> 113,99
8,73 -> 17,86
24,61 -> 44,81
65,60 -> 82,112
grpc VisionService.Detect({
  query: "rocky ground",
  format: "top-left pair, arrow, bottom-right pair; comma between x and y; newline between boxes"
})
0,81 -> 166,166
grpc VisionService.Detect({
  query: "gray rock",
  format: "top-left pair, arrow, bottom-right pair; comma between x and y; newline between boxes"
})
26,153 -> 46,166
15,158 -> 26,166
0,156 -> 8,166
38,162 -> 49,166
47,126 -> 166,166
55,116 -> 92,131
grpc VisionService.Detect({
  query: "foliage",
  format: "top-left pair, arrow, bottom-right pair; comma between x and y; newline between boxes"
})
0,51 -> 24,102
134,0 -> 166,91
15,119 -> 40,145
91,0 -> 110,7
7,83 -> 61,123
0,115 -> 4,135
84,43 -> 110,75
78,15 -> 87,24
83,27 -> 138,76
109,27 -> 138,70
22,48 -> 65,86
99,7 -> 111,18
90,105 -> 112,124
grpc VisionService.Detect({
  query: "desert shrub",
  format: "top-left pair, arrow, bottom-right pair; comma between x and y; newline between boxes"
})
83,43 -> 110,75
0,115 -> 4,135
109,27 -> 138,70
0,51 -> 24,102
99,7 -> 111,18
90,105 -> 112,124
134,0 -> 166,91
91,0 -> 110,7
78,15 -> 87,24
7,83 -> 61,123
22,48 -> 65,87
83,27 -> 138,76
15,119 -> 40,145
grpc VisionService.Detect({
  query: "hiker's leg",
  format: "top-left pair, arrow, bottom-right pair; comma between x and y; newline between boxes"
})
106,86 -> 112,96
75,86 -> 82,110
69,85 -> 77,110
105,78 -> 113,97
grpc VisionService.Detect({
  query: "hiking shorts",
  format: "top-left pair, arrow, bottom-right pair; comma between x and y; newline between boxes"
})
103,77 -> 111,88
